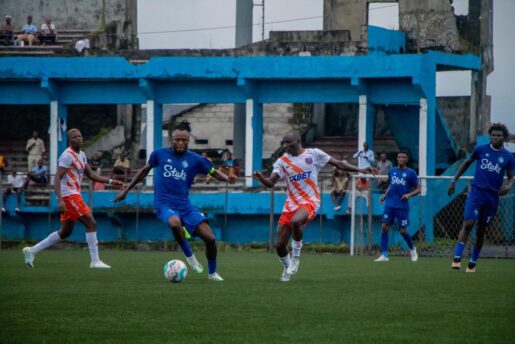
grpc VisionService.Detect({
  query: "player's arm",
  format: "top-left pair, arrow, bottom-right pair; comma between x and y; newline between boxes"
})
380,185 -> 391,204
113,164 -> 152,202
402,184 -> 421,200
448,156 -> 476,196
327,158 -> 378,175
84,164 -> 124,187
211,167 -> 237,184
252,171 -> 280,188
54,166 -> 67,212
499,168 -> 513,196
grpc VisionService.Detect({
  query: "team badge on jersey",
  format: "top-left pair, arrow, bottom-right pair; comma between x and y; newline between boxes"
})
498,157 -> 504,164
181,160 -> 189,168
305,157 -> 313,165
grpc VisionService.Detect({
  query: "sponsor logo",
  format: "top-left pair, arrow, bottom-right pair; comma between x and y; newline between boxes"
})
163,164 -> 187,180
391,175 -> 406,185
289,171 -> 312,183
480,159 -> 501,174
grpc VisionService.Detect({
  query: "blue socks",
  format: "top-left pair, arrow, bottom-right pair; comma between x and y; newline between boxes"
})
470,247 -> 481,264
179,240 -> 193,258
454,242 -> 466,260
401,232 -> 414,250
381,232 -> 388,256
208,259 -> 217,274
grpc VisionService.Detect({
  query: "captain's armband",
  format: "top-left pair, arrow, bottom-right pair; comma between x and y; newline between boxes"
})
209,167 -> 216,175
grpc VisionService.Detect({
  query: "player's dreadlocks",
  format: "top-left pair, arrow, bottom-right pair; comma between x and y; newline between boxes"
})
173,120 -> 192,133
488,123 -> 509,139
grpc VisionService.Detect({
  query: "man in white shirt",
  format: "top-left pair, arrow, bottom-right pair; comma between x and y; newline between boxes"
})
353,142 -> 375,169
38,18 -> 56,44
2,166 -> 24,212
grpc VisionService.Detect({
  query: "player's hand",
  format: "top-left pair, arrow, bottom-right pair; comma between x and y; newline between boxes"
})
111,180 -> 125,189
380,196 -> 385,204
58,200 -> 66,213
227,174 -> 238,184
252,171 -> 264,180
499,186 -> 510,196
447,181 -> 455,196
401,194 -> 410,200
113,190 -> 128,203
360,167 -> 379,175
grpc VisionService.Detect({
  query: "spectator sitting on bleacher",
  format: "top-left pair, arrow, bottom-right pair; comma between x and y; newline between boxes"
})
23,158 -> 49,188
218,150 -> 240,178
17,15 -> 38,46
2,166 -> 24,213
0,15 -> 14,46
111,152 -> 131,183
37,18 -> 56,44
0,153 -> 7,174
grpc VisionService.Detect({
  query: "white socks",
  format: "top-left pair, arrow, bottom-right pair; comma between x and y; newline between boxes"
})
30,231 -> 62,255
279,254 -> 291,269
86,232 -> 100,264
292,240 -> 303,258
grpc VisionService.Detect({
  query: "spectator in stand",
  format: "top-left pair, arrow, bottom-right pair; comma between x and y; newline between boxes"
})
218,150 -> 240,177
38,18 -> 56,44
24,158 -> 49,188
346,176 -> 371,214
353,142 -> 374,170
89,153 -> 102,174
331,167 -> 350,211
17,15 -> 38,46
0,15 -> 14,46
0,153 -> 7,174
376,152 -> 393,190
26,130 -> 46,171
2,166 -> 24,212
111,152 -> 131,183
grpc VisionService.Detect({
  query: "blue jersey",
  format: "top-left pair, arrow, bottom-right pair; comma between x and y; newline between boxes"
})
470,144 -> 515,193
148,148 -> 213,209
385,167 -> 419,210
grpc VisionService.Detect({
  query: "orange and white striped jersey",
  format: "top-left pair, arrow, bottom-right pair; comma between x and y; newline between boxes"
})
58,148 -> 87,197
273,148 -> 331,213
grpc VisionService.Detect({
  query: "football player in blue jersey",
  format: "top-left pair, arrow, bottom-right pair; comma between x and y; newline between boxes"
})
114,121 -> 237,281
448,123 -> 514,272
375,150 -> 421,262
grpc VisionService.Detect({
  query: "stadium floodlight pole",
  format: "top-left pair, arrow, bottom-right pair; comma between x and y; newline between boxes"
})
350,175 -> 357,256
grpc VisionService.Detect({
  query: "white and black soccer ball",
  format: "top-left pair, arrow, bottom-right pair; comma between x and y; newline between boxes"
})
163,259 -> 188,283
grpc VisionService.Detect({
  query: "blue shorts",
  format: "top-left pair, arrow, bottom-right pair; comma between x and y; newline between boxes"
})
382,206 -> 409,229
464,188 -> 498,225
156,205 -> 207,236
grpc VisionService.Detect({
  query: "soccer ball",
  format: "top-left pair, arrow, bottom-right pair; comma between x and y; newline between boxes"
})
163,259 -> 188,283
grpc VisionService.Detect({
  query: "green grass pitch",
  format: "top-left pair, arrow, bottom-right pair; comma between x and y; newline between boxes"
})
1,249 -> 514,343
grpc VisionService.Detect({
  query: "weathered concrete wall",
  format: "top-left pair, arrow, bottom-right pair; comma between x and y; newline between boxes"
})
324,0 -> 367,41
170,103 -> 294,158
0,0 -> 136,32
437,96 -> 472,149
399,0 -> 460,52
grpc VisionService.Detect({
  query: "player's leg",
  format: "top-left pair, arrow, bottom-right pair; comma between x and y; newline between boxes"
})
467,205 -> 495,272
79,213 -> 110,269
452,194 -> 479,269
375,208 -> 394,261
195,222 -> 223,281
165,214 -> 203,273
398,209 -> 417,261
276,223 -> 292,282
286,207 -> 310,275
23,219 -> 75,268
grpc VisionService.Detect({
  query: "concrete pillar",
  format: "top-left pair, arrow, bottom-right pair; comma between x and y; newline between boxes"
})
358,95 -> 375,151
245,99 -> 263,187
145,100 -> 163,186
49,101 -> 68,182
469,71 -> 478,144
418,98 -> 428,195
233,104 -> 246,161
